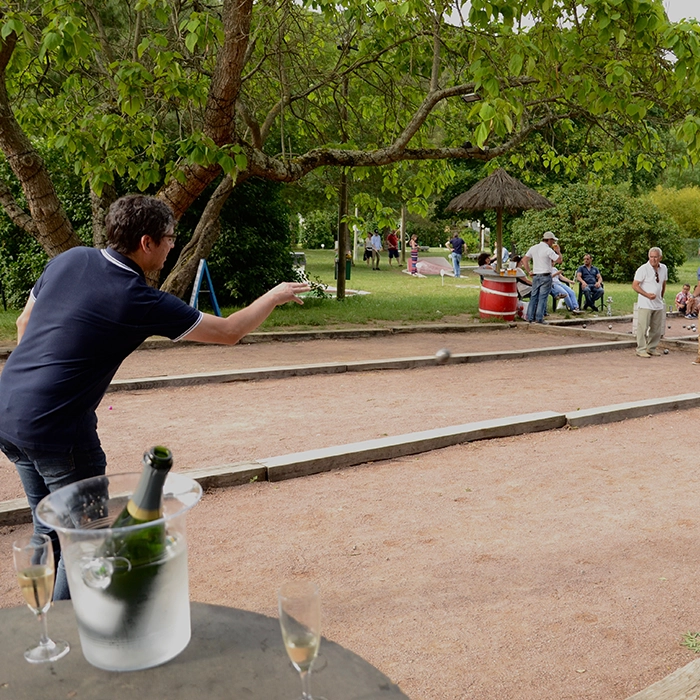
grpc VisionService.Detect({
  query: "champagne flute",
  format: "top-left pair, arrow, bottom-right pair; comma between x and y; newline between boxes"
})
278,581 -> 327,700
12,534 -> 70,663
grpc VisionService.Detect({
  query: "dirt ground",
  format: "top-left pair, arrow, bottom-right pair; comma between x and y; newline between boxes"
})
2,319 -> 700,699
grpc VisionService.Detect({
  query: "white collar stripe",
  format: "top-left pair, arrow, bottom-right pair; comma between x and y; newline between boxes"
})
101,248 -> 138,275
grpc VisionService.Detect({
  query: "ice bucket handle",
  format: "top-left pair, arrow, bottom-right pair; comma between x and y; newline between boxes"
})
79,556 -> 131,590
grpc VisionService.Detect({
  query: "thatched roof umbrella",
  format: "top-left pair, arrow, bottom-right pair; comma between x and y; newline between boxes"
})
446,168 -> 555,272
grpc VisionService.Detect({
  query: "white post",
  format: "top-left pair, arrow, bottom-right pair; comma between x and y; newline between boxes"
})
352,206 -> 359,264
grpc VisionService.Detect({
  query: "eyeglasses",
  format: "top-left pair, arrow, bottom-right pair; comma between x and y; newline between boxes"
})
654,270 -> 659,283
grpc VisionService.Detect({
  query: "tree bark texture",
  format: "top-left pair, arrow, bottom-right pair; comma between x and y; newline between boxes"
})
161,175 -> 235,298
157,0 -> 254,221
90,184 -> 117,248
0,33 -> 81,256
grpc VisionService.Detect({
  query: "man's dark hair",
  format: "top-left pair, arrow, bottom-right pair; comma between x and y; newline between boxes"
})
106,195 -> 175,254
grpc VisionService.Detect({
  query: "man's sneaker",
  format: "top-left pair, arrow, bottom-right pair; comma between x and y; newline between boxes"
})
636,351 -> 651,358
648,350 -> 662,356
572,308 -> 584,314
686,314 -> 695,319
693,360 -> 700,365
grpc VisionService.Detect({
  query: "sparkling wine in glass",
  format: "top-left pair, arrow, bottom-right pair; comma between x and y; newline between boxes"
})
278,581 -> 327,700
12,534 -> 70,663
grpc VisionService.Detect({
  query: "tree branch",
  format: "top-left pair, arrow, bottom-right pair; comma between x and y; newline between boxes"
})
246,110 -> 571,182
0,177 -> 37,236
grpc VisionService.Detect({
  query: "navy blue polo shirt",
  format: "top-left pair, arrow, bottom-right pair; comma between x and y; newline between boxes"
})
0,247 -> 202,451
576,264 -> 601,287
449,236 -> 465,256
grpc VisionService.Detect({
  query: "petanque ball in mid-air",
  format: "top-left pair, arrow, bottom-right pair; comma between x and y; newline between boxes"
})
435,348 -> 451,364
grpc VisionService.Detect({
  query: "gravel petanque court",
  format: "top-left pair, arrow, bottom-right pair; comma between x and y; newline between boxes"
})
2,322 -> 700,699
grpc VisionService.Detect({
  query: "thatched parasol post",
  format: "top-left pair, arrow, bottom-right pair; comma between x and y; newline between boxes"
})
495,208 -> 503,273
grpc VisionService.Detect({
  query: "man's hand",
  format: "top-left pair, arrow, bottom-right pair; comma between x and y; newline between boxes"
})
265,281 -> 310,306
184,280 -> 311,345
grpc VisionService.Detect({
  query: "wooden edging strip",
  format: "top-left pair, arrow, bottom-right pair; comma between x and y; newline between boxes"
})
5,391 -> 700,526
106,340 -> 637,393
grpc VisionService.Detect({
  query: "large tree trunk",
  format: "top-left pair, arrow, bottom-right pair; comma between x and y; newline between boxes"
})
90,184 -> 117,248
157,0 -> 253,221
161,175 -> 235,298
0,32 -> 81,256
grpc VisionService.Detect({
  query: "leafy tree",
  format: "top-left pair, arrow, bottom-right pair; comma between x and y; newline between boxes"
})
510,183 -> 685,283
1,0 -> 700,299
648,186 -> 700,239
0,143 -> 92,304
206,179 -> 296,305
299,210 -> 337,249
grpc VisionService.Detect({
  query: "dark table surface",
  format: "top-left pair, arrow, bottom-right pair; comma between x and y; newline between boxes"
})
0,601 -> 408,700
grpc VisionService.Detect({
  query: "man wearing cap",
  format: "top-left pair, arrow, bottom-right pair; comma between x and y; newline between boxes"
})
522,231 -> 562,324
632,246 -> 667,358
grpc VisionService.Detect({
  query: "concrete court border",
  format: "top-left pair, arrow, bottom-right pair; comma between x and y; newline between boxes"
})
108,339 -> 637,392
0,325 -> 692,525
4,392 -> 700,526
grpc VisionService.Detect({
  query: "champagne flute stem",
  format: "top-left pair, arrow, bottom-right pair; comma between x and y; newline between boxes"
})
299,669 -> 313,700
37,612 -> 52,648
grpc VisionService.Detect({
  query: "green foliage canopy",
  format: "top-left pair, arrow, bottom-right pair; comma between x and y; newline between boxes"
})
648,186 -> 700,239
2,0 -> 700,297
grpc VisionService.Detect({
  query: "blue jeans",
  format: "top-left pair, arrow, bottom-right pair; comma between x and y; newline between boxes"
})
582,284 -> 604,308
451,252 -> 462,277
0,438 -> 106,600
551,282 -> 579,310
528,274 -> 553,322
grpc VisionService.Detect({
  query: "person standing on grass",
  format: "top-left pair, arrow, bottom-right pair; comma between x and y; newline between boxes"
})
409,234 -> 419,275
371,230 -> 382,270
446,232 -> 466,278
364,232 -> 374,265
521,231 -> 562,324
0,194 -> 309,601
386,229 -> 400,267
632,246 -> 667,358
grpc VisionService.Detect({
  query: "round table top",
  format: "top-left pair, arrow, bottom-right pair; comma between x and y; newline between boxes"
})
0,601 -> 408,700
476,266 -> 525,281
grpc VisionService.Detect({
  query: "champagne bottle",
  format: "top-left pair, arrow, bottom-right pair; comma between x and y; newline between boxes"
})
100,446 -> 173,622
112,445 -> 171,524
109,445 -> 172,566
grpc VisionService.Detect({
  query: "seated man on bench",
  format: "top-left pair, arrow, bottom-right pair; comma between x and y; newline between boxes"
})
576,253 -> 604,311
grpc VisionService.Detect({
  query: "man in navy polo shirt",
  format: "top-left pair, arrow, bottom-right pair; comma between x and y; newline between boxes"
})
0,194 -> 308,599
575,253 -> 604,311
446,232 -> 466,278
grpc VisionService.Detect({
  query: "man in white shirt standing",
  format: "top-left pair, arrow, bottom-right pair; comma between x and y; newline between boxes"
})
522,231 -> 562,324
632,246 -> 667,358
370,230 -> 382,270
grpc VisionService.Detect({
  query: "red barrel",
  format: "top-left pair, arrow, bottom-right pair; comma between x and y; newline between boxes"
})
479,276 -> 518,320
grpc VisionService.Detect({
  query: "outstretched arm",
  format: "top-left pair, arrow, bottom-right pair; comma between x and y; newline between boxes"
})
183,281 -> 309,345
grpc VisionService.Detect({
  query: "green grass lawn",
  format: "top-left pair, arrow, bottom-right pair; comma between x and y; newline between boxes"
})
1,250 -> 697,345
